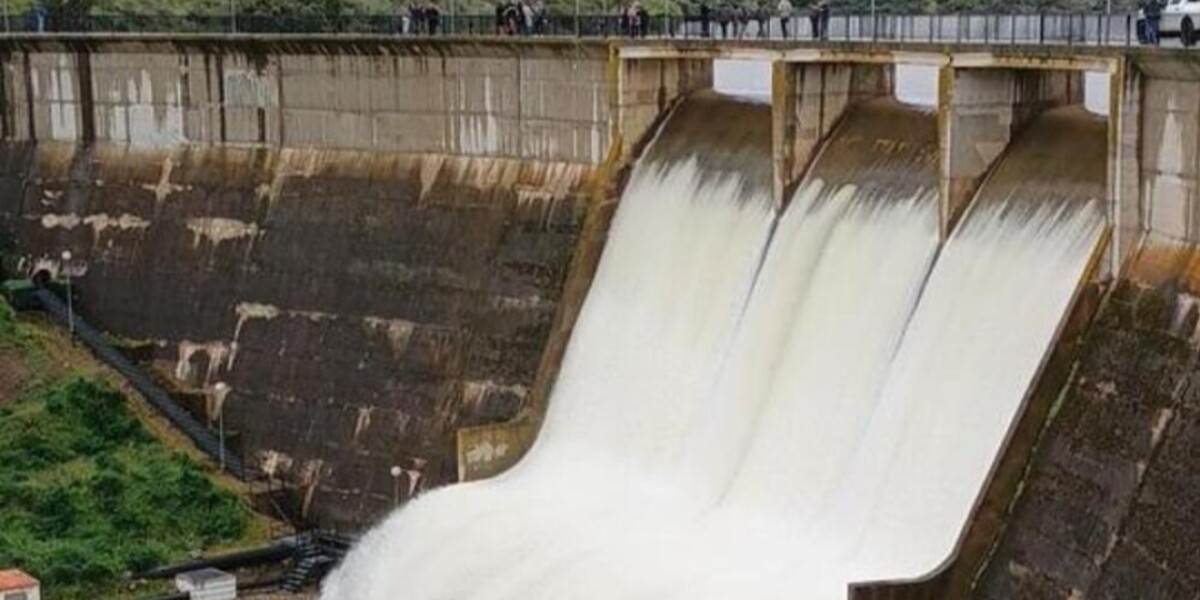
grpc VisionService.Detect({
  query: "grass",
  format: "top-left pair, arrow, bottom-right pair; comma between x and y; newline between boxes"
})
0,299 -> 275,599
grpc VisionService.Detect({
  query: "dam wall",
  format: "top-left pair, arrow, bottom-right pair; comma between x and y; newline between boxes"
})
3,37 -> 1200,559
0,36 -> 626,531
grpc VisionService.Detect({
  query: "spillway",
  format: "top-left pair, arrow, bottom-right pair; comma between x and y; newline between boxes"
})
320,91 -> 778,600
322,97 -> 1107,600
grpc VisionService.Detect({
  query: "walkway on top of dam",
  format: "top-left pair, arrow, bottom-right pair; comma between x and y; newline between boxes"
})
2,29 -> 1193,75
2,11 -> 1174,49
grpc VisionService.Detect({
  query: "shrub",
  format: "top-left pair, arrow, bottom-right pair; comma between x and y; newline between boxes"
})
0,375 -> 252,598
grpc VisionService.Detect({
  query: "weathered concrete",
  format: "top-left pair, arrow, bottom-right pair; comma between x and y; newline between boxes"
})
3,142 -> 596,531
3,35 -> 1200,547
0,37 -> 619,532
617,52 -> 712,162
773,54 -> 892,208
1111,58 -> 1142,276
940,67 -> 1084,238
4,39 -> 611,163
974,280 -> 1200,600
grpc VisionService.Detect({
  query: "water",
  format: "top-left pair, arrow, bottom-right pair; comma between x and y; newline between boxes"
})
322,99 -> 1106,600
320,92 -> 778,600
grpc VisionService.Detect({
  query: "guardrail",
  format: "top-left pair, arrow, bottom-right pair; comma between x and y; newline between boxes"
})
0,11 -> 1160,47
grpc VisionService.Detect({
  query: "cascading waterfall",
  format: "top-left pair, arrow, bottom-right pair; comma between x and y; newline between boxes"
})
322,94 -> 1107,600
321,92 -> 778,600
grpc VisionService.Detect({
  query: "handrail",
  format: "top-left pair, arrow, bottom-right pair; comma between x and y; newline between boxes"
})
0,11 -> 1154,48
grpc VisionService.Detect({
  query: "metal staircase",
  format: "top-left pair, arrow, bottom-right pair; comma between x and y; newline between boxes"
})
280,533 -> 342,592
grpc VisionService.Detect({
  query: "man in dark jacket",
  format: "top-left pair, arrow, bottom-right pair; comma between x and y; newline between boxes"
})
1142,0 -> 1163,45
717,2 -> 731,38
426,2 -> 441,34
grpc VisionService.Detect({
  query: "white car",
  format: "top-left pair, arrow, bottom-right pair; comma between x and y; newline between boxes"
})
1160,0 -> 1200,46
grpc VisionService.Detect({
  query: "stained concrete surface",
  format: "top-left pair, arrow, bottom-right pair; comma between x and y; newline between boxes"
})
976,280 -> 1200,600
0,142 -> 594,532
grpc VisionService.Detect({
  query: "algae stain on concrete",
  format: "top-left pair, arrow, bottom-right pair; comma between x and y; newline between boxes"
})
363,317 -> 416,359
234,302 -> 281,340
39,213 -> 151,245
141,155 -> 187,203
175,340 -> 236,385
187,217 -> 262,249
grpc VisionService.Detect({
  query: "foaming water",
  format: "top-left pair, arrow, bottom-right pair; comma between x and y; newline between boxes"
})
321,92 -> 777,600
323,102 -> 1107,600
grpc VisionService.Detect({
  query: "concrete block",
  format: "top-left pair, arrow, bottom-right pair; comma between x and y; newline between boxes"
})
395,75 -> 447,113
224,107 -> 266,144
1143,78 -> 1200,113
1144,175 -> 1195,242
1143,108 -> 1199,178
373,112 -> 448,154
223,65 -> 278,109
281,72 -> 335,110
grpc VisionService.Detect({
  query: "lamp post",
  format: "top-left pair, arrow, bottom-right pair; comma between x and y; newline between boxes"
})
60,251 -> 73,336
870,0 -> 877,40
390,465 -> 403,506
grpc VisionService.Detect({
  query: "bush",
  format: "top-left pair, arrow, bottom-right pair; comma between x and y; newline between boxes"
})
0,375 -> 252,598
0,298 -> 23,342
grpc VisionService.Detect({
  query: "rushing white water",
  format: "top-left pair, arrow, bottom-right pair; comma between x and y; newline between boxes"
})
323,97 -> 1106,600
321,92 -> 778,600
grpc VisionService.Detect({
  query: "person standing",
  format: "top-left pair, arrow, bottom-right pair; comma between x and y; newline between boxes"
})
411,4 -> 426,34
533,0 -> 546,34
734,4 -> 747,38
521,0 -> 535,34
777,0 -> 792,38
1142,0 -> 1163,45
755,2 -> 769,38
717,2 -> 731,38
426,2 -> 441,34
31,3 -> 47,31
808,0 -> 820,39
700,1 -> 711,37
817,0 -> 830,39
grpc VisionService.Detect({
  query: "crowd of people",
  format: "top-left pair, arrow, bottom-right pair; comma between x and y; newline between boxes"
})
483,0 -> 833,39
494,0 -> 549,35
696,0 -> 830,39
402,2 -> 444,34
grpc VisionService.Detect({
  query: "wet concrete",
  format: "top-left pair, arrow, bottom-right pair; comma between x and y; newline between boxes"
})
975,278 -> 1200,599
0,143 -> 593,532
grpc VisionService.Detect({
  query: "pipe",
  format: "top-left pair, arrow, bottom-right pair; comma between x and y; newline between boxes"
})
134,537 -> 301,580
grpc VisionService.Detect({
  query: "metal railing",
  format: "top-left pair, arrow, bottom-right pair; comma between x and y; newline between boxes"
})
0,11 -> 1159,47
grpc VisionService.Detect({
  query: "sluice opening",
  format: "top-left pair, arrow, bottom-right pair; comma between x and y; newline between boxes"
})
712,58 -> 771,99
894,63 -> 939,107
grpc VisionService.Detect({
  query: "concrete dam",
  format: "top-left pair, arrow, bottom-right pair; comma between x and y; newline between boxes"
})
1,35 -> 1199,598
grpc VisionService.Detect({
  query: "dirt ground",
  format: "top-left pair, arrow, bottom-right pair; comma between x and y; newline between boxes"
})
0,348 -> 31,403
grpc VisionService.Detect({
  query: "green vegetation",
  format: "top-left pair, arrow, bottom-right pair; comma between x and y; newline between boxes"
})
0,301 -> 254,599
